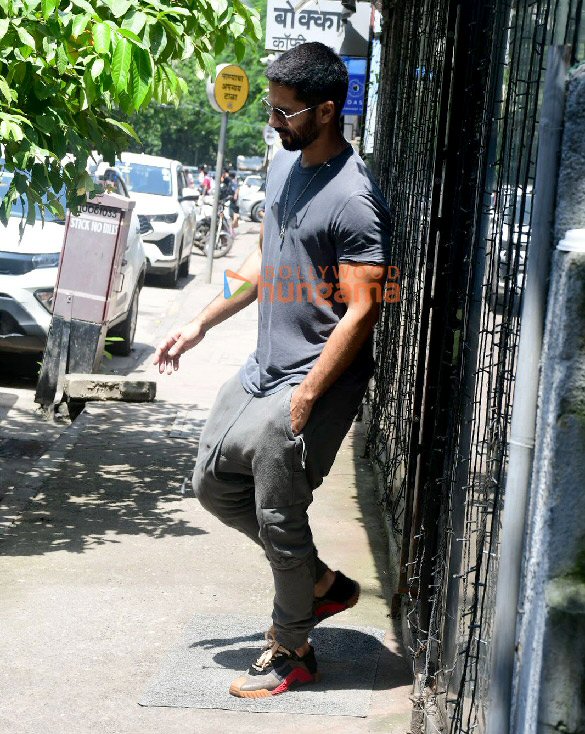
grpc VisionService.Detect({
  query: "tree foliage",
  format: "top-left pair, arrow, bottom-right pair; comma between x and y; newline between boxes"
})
0,0 -> 261,224
125,0 -> 268,167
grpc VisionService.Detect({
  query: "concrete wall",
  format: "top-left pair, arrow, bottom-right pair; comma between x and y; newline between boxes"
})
512,63 -> 585,734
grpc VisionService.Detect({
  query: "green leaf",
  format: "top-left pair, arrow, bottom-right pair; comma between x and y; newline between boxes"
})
210,0 -> 228,15
90,57 -> 104,79
214,34 -> 225,56
121,10 -> 148,36
71,13 -> 90,38
71,0 -> 94,13
201,51 -> 215,78
249,11 -> 262,39
0,119 -> 25,142
181,34 -> 194,61
41,0 -> 58,20
118,27 -> 147,49
234,37 -> 245,62
56,43 -> 69,74
105,117 -> 140,142
130,47 -> 152,109
35,114 -> 58,134
92,23 -> 111,54
0,18 -> 10,41
75,170 -> 95,195
148,23 -> 166,57
111,37 -> 132,93
83,68 -> 97,106
0,76 -> 12,103
16,26 -> 36,51
108,0 -> 131,18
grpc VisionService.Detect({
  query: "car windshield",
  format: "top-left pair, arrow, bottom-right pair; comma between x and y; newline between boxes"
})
116,161 -> 173,197
0,170 -> 66,222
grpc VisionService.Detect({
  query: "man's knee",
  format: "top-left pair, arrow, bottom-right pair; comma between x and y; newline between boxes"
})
192,463 -> 219,514
258,505 -> 314,571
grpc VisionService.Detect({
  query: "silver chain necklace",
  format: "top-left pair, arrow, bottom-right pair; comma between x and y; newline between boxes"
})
279,157 -> 329,242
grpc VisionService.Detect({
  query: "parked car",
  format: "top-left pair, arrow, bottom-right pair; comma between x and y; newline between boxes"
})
115,153 -> 198,287
240,180 -> 266,223
239,174 -> 265,197
0,167 -> 147,357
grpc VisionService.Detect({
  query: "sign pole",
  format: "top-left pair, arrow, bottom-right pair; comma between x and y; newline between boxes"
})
205,110 -> 228,284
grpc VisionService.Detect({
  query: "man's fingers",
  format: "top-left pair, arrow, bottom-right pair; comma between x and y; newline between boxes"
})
153,333 -> 178,365
167,336 -> 185,359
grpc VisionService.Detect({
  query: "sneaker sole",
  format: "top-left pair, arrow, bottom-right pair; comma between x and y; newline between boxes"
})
229,671 -> 321,698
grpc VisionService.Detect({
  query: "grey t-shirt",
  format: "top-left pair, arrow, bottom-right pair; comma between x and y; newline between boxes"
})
240,145 -> 392,397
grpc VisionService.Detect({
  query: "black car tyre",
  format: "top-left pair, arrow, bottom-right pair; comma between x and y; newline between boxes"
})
108,287 -> 139,356
251,200 -> 265,223
179,248 -> 190,278
160,247 -> 180,288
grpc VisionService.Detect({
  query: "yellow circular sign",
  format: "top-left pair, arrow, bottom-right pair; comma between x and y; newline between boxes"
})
214,64 -> 249,113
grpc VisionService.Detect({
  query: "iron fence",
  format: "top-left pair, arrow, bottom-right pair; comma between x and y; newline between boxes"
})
366,0 -> 585,731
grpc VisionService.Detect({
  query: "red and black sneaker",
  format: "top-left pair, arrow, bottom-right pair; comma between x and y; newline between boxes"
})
313,570 -> 360,623
229,641 -> 319,698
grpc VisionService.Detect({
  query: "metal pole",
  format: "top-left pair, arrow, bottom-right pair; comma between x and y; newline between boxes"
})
204,111 -> 228,284
486,45 -> 569,734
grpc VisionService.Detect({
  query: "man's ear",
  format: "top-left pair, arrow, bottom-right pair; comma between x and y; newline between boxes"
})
320,100 -> 337,124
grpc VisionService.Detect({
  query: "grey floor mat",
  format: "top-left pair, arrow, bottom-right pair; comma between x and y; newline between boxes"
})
139,614 -> 386,716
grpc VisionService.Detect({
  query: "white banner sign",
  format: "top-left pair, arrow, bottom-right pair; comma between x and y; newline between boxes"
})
266,0 -> 370,54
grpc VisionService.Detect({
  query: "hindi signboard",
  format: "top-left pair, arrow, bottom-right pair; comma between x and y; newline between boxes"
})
266,0 -> 370,55
214,64 -> 249,113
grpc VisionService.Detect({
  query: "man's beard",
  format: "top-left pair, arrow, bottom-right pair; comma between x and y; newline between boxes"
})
276,114 -> 320,151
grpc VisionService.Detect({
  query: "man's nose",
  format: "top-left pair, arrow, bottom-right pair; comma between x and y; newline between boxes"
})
268,109 -> 283,128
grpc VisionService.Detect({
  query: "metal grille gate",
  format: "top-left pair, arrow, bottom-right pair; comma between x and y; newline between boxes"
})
365,1 -> 585,731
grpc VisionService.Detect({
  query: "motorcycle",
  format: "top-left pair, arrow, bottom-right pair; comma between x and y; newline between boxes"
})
193,194 -> 235,259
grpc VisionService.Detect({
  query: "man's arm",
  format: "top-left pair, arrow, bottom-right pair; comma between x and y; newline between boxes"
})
153,243 -> 262,374
290,261 -> 388,434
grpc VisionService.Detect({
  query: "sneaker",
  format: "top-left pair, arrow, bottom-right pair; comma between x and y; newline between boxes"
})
229,641 -> 319,698
314,570 -> 360,623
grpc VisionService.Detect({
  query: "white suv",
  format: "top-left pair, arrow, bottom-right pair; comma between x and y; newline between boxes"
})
115,152 -> 198,288
0,167 -> 146,357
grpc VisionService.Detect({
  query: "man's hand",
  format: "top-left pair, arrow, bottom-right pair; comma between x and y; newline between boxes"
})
153,319 -> 206,375
290,385 -> 316,435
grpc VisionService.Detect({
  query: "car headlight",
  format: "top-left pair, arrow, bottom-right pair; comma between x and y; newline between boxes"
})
31,253 -> 60,269
149,213 -> 178,224
34,288 -> 55,313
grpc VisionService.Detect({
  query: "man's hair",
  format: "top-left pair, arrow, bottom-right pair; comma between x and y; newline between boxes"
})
266,42 -> 348,119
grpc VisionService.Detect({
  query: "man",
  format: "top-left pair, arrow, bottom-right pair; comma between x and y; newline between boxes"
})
154,42 -> 392,698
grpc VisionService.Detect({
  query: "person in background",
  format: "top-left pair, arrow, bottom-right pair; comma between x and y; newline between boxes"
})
200,166 -> 212,195
228,172 -> 240,229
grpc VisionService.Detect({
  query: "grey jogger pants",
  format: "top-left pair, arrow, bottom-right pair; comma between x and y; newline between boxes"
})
191,371 -> 368,650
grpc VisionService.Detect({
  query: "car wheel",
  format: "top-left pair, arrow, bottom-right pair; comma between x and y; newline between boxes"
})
251,201 -> 264,223
179,243 -> 190,278
160,254 -> 179,288
108,288 -> 139,356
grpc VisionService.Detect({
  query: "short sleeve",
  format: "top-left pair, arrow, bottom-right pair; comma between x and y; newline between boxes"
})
333,191 -> 393,264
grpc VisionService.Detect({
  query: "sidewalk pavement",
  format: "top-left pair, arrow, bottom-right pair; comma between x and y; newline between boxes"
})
0,230 -> 413,733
